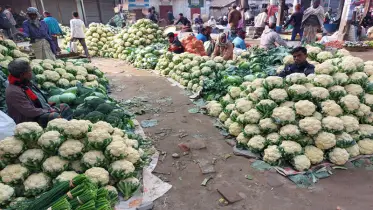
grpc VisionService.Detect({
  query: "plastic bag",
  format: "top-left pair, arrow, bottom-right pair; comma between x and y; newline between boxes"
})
70,42 -> 78,53
0,111 -> 16,140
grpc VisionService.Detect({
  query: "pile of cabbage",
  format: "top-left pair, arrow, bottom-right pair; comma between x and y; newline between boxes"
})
155,52 -> 235,93
30,59 -> 108,92
206,49 -> 373,171
60,23 -> 116,57
0,120 -> 150,205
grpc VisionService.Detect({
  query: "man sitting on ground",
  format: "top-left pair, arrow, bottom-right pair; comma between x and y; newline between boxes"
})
167,32 -> 184,54
5,59 -> 73,127
196,27 -> 208,43
232,28 -> 247,50
278,47 -> 315,78
260,23 -> 288,49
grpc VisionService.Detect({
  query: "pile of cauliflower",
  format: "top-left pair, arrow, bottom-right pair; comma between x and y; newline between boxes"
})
0,120 -> 147,201
207,50 -> 373,171
30,58 -> 107,90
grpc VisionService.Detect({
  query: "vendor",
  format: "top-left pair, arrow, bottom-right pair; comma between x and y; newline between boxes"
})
196,27 -> 208,42
5,59 -> 73,127
278,47 -> 315,78
212,33 -> 233,60
260,23 -> 287,49
175,13 -> 192,32
232,28 -> 247,50
167,32 -> 184,54
23,7 -> 56,60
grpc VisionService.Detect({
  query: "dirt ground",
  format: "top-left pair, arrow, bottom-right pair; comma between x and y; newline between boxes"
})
92,58 -> 373,210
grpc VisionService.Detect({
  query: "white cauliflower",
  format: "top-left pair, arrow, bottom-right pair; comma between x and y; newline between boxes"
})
264,76 -> 284,90
14,122 -> 43,142
322,116 -> 344,133
304,145 -> 324,164
321,100 -> 343,116
82,150 -> 106,168
363,93 -> 373,107
292,155 -> 311,171
364,65 -> 373,76
258,118 -> 278,133
57,78 -> 70,88
85,167 -> 110,186
340,94 -> 360,112
64,120 -> 91,139
263,145 -> 282,165
247,135 -> 266,152
87,130 -> 112,149
266,133 -> 281,145
271,107 -> 295,125
315,62 -> 335,74
55,171 -> 79,183
349,72 -> 368,86
285,73 -> 307,85
345,144 -> 360,157
356,103 -> 371,117
269,88 -> 288,103
228,122 -> 243,137
37,131 -> 63,153
339,60 -> 357,73
46,118 -> 68,132
237,132 -> 249,146
358,139 -> 373,155
124,138 -> 139,149
58,140 -> 84,160
219,112 -> 229,122
243,124 -> 261,138
248,87 -> 267,102
328,85 -> 346,99
294,100 -> 316,117
43,70 -> 60,82
0,183 -> 14,205
344,84 -> 364,96
18,149 -> 44,167
316,51 -> 333,62
335,132 -> 355,148
299,117 -> 321,135
336,49 -> 350,57
328,148 -> 349,165
332,73 -> 349,85
0,136 -> 24,158
315,132 -> 336,150
251,78 -> 264,88
224,118 -> 233,128
112,128 -> 125,137
235,98 -> 253,113
206,101 -> 223,117
24,173 -> 51,196
359,124 -> 373,138
279,141 -> 302,158
70,160 -> 84,173
109,159 -> 135,179
279,124 -> 301,140
309,87 -> 329,101
105,140 -> 128,160
313,74 -> 334,88
124,146 -> 141,164
92,121 -> 114,134
243,109 -> 262,124
104,185 -> 118,194
42,156 -> 69,176
287,84 -> 309,100
229,86 -> 241,99
279,101 -> 295,108
283,55 -> 294,65
304,82 -> 315,89
0,164 -> 28,185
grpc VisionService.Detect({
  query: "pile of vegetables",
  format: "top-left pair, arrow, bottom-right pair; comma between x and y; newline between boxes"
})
0,120 -> 151,208
60,23 -> 117,56
0,39 -> 30,75
29,59 -> 108,92
206,49 -> 373,171
180,35 -> 206,56
126,43 -> 167,70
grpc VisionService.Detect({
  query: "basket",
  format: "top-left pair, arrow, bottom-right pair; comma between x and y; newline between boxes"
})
344,47 -> 368,52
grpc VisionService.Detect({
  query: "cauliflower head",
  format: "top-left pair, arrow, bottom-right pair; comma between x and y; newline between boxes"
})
292,155 -> 311,171
304,145 -> 324,164
328,148 -> 349,165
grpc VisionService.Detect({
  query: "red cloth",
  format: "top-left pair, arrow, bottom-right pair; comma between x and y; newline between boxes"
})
8,75 -> 41,107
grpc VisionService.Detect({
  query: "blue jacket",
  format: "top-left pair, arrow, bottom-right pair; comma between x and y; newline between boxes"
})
43,16 -> 63,35
232,37 -> 246,50
196,33 -> 207,42
278,62 -> 315,78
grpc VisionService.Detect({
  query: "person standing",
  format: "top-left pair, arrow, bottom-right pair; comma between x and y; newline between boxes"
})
232,28 -> 247,50
207,16 -> 217,33
254,8 -> 268,38
228,4 -> 242,30
175,13 -> 191,32
2,6 -> 16,38
146,8 -> 157,23
0,6 -> 13,39
43,11 -> 63,54
6,59 -> 72,127
260,23 -> 287,49
220,16 -> 228,26
212,33 -> 234,60
301,0 -> 324,44
70,11 -> 89,59
194,14 -> 203,33
283,4 -> 303,41
167,10 -> 175,24
324,8 -> 332,24
23,7 -> 56,60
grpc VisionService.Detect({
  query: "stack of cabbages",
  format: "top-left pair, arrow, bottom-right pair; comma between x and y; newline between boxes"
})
156,52 -> 233,93
0,120 -> 148,205
0,39 -> 30,72
106,19 -> 163,58
207,48 -> 373,171
30,59 -> 107,91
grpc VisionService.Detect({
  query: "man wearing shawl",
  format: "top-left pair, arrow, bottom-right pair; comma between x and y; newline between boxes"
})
301,0 -> 324,44
5,59 -> 72,127
212,33 -> 233,61
23,7 -> 56,60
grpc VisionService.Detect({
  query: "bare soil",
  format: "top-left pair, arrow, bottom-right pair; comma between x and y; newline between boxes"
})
93,58 -> 373,210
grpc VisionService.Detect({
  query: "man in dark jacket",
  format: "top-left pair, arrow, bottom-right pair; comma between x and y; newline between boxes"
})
278,47 -> 315,78
283,4 -> 303,41
5,59 -> 72,127
0,5 -> 12,39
